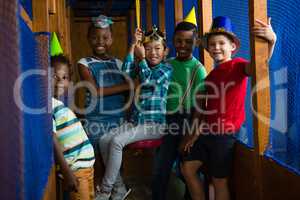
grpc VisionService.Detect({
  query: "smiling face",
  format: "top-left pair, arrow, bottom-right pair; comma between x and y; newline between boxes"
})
207,34 -> 236,64
88,27 -> 112,58
173,30 -> 197,61
52,63 -> 70,97
144,40 -> 167,66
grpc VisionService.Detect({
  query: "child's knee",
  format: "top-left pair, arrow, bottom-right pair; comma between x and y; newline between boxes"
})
212,177 -> 228,188
110,136 -> 124,150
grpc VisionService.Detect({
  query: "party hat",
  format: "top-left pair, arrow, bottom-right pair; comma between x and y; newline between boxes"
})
184,7 -> 197,26
50,32 -> 64,56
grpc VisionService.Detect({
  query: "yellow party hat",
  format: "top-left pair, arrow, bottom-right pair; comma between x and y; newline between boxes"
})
183,7 -> 197,26
50,32 -> 64,56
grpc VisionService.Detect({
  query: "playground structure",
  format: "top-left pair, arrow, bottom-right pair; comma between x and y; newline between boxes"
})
0,0 -> 300,199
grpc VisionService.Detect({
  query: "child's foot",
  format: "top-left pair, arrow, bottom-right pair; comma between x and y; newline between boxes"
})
111,184 -> 132,200
95,190 -> 111,200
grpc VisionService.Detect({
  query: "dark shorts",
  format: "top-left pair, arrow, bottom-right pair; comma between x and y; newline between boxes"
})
182,134 -> 236,178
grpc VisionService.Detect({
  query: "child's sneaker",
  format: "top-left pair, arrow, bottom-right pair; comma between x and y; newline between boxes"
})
111,184 -> 132,200
95,191 -> 111,200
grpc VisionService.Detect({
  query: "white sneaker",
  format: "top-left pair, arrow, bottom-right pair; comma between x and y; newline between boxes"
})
95,191 -> 111,200
111,184 -> 132,200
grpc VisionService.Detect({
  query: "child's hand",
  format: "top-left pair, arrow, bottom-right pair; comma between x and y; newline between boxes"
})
134,43 -> 146,62
253,17 -> 277,44
132,28 -> 143,46
179,134 -> 199,155
64,169 -> 79,192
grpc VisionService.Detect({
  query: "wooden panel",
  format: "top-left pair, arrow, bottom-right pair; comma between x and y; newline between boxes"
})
158,0 -> 165,32
32,0 -> 49,32
174,0 -> 183,25
232,144 -> 256,200
42,166 -> 57,200
262,158 -> 300,200
198,0 -> 213,73
146,0 -> 152,31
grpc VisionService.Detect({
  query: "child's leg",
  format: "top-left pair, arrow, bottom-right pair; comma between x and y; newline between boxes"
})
181,160 -> 205,200
101,123 -> 165,193
152,134 -> 181,200
98,123 -> 132,192
211,177 -> 229,200
69,167 -> 94,200
208,135 -> 235,200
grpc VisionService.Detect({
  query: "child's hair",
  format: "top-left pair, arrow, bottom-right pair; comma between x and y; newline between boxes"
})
87,23 -> 113,37
50,54 -> 72,76
174,21 -> 197,38
143,27 -> 167,48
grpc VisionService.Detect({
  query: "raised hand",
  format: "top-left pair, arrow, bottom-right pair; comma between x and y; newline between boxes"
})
253,17 -> 277,44
132,28 -> 143,45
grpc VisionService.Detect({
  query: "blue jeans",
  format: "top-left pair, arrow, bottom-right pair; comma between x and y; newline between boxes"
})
152,112 -> 192,200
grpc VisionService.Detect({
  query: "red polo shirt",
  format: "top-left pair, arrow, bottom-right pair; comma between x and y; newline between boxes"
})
203,57 -> 249,134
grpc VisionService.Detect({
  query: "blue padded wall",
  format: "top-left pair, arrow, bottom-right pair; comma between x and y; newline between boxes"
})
19,16 -> 53,200
265,0 -> 300,174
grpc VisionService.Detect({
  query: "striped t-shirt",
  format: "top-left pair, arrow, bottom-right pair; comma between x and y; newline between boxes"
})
52,98 -> 95,171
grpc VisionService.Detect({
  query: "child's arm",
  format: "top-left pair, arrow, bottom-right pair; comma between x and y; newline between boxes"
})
245,18 -> 277,76
78,63 -> 133,96
121,29 -> 143,77
53,135 -> 79,192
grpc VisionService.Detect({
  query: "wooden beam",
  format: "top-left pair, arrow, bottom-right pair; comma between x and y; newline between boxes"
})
32,0 -> 50,32
49,0 -> 56,14
174,0 -> 183,25
158,0 -> 165,32
146,0 -> 152,31
198,0 -> 214,73
249,0 -> 269,199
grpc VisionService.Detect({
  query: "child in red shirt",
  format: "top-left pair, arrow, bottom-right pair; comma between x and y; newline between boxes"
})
180,16 -> 276,200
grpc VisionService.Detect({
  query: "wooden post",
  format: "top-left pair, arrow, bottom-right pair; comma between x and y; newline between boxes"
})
198,0 -> 214,73
32,0 -> 49,32
174,0 -> 183,25
249,0 -> 270,199
158,0 -> 165,32
146,0 -> 152,31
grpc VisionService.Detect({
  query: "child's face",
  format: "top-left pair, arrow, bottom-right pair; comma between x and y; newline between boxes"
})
207,34 -> 236,64
144,40 -> 167,66
52,63 -> 70,97
173,30 -> 196,61
88,27 -> 112,57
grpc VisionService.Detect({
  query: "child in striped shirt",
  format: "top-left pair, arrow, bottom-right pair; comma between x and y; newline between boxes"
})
51,55 -> 95,200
